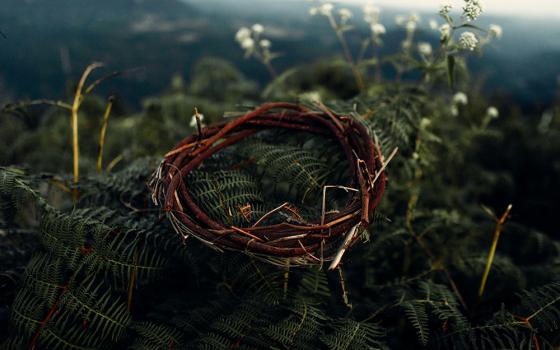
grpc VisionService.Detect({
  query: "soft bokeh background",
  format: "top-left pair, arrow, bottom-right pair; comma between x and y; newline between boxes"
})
0,0 -> 558,111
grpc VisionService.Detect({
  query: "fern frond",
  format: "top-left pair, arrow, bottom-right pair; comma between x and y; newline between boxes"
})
188,170 -> 267,226
403,301 -> 430,346
299,267 -> 331,298
320,319 -> 387,350
22,253 -> 66,305
517,281 -> 560,331
61,275 -> 131,341
131,321 -> 184,350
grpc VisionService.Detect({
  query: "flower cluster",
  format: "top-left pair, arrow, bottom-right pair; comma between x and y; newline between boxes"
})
363,1 -> 381,24
429,19 -> 439,30
189,111 -> 205,128
439,23 -> 451,41
453,92 -> 468,105
463,0 -> 483,22
235,24 -> 273,59
451,91 -> 468,116
234,23 -> 277,77
309,3 -> 333,17
486,106 -> 499,118
418,42 -> 432,56
480,106 -> 500,127
338,8 -> 353,23
439,4 -> 453,16
363,1 -> 385,41
489,24 -> 503,39
397,13 -> 420,51
458,31 -> 479,51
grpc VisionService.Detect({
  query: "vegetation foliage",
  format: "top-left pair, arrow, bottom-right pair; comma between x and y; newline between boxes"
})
0,1 -> 559,349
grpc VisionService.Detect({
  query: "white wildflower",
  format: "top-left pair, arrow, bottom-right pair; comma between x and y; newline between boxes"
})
259,39 -> 271,48
395,15 -> 406,25
235,27 -> 251,43
319,3 -> 334,16
240,37 -> 255,50
458,31 -> 478,51
338,8 -> 353,22
489,24 -> 503,39
429,19 -> 439,30
363,3 -> 381,24
401,40 -> 412,50
450,105 -> 459,116
406,20 -> 417,33
409,13 -> 421,23
463,0 -> 483,22
486,106 -> 499,118
439,4 -> 452,16
418,42 -> 432,56
309,7 -> 318,16
371,23 -> 386,35
251,23 -> 264,34
190,113 -> 205,127
300,91 -> 322,103
439,23 -> 451,41
453,92 -> 468,105
420,118 -> 432,128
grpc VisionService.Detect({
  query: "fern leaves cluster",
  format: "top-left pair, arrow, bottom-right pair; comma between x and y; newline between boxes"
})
1,82 -> 560,350
188,170 -> 267,226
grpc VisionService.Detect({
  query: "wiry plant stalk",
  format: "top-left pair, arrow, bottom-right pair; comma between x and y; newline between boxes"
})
97,96 -> 114,174
478,204 -> 513,297
71,62 -> 104,200
326,14 -> 365,91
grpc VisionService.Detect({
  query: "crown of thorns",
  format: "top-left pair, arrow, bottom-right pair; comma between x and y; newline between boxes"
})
150,102 -> 390,268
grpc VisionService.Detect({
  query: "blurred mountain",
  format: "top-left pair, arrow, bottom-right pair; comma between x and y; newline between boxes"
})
0,0 -> 558,110
1,0 -> 197,23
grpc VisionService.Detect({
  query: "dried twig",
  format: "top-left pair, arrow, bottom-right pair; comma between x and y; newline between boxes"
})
328,224 -> 359,270
478,204 -> 513,297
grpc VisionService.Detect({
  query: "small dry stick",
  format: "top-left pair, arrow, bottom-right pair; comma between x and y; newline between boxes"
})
369,147 -> 398,189
337,266 -> 352,308
194,107 -> 203,142
252,202 -> 289,227
96,96 -> 114,174
106,154 -> 123,172
478,204 -> 513,297
283,260 -> 290,298
231,226 -> 265,242
329,224 -> 359,270
321,186 -> 359,226
2,99 -> 72,113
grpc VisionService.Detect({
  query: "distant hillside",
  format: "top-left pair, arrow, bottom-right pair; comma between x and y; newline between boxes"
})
0,0 -> 197,24
0,0 -> 558,110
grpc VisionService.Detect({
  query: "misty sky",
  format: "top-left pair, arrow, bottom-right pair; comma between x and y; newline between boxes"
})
336,0 -> 560,18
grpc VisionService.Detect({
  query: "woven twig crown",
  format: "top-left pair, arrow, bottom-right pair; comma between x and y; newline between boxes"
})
150,102 -> 387,267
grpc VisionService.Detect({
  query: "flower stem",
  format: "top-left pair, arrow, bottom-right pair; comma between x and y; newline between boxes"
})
328,15 -> 365,91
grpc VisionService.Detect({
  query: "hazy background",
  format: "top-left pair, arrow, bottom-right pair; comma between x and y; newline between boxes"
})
0,0 -> 558,111
337,0 -> 560,18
